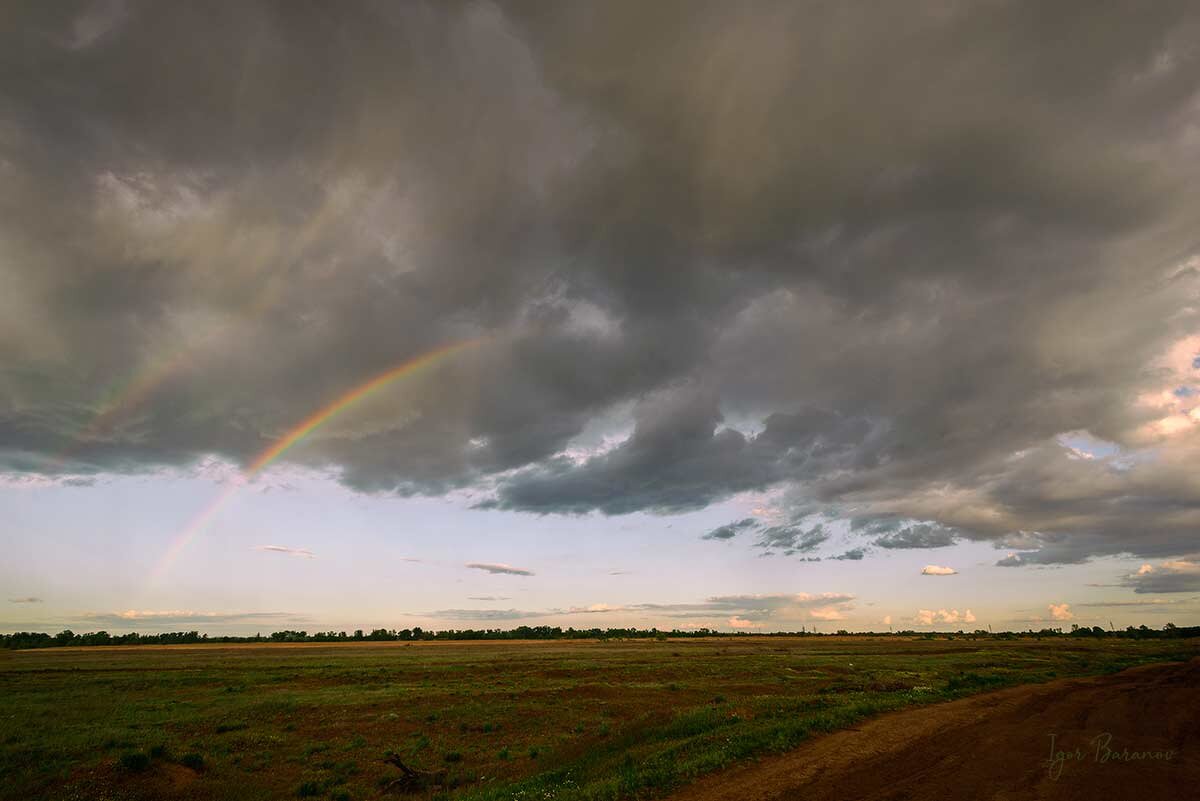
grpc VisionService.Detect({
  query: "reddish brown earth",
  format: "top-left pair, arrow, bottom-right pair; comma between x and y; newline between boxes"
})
668,658 -> 1200,801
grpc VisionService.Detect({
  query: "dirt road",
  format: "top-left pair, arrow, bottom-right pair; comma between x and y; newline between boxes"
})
668,658 -> 1199,801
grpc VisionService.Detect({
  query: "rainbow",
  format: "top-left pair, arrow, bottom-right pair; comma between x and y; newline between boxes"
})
149,338 -> 483,582
51,278 -> 287,473
47,349 -> 196,472
245,339 -> 480,475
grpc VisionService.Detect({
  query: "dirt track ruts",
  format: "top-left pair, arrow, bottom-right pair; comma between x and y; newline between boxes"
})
667,658 -> 1200,801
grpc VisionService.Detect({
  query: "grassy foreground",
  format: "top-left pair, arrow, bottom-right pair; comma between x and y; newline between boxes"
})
3,636 -> 1195,801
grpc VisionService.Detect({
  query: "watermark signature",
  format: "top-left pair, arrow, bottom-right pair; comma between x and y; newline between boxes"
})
1045,733 -> 1177,780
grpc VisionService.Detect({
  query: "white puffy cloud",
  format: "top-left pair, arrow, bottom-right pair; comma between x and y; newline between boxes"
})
1048,602 -> 1074,621
915,608 -> 976,625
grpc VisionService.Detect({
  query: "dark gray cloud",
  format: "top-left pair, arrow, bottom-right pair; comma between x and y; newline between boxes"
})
3,2 -> 1200,566
485,397 -> 879,515
1121,559 -> 1200,594
832,549 -> 866,561
701,518 -> 758,540
873,524 -> 960,550
754,524 -> 830,556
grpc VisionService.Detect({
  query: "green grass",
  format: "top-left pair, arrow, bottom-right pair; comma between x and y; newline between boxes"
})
1,637 -> 1194,801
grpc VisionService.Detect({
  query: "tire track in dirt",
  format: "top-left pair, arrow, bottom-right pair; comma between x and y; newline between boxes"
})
667,657 -> 1200,801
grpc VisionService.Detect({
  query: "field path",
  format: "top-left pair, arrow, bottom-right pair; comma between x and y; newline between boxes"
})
667,657 -> 1200,801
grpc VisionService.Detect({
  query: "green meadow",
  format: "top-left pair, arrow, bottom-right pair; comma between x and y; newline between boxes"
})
2,637 -> 1195,801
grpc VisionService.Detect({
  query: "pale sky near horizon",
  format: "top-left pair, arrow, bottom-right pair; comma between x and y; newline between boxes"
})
3,2 -> 1200,635
4,463 -> 1195,634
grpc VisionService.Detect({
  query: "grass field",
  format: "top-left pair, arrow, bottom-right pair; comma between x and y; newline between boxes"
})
3,636 -> 1196,801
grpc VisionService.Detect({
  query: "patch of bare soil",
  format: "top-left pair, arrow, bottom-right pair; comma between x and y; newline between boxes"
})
667,658 -> 1200,801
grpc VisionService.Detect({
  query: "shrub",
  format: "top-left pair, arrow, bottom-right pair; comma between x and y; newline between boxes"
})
497,747 -> 510,761
296,780 -> 322,797
180,753 -> 205,771
119,752 -> 151,772
443,751 -> 462,763
148,743 -> 168,759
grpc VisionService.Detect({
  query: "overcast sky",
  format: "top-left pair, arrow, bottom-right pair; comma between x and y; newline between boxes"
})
3,1 -> 1200,634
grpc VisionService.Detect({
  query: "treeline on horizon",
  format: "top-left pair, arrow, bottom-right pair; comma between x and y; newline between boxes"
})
3,622 -> 1198,650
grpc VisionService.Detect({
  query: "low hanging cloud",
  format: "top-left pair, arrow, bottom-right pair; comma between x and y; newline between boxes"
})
631,592 -> 856,623
755,524 -> 829,556
704,516 -> 862,561
1121,558 -> 1200,593
1048,602 -> 1075,621
82,610 -> 307,627
466,595 -> 512,601
1078,597 -> 1195,608
728,616 -> 765,629
701,518 -> 758,540
921,565 -> 958,576
465,562 -> 535,576
915,608 -> 976,625
431,592 -> 855,627
430,608 -> 545,621
873,524 -> 960,550
8,597 -> 43,604
253,545 -> 315,559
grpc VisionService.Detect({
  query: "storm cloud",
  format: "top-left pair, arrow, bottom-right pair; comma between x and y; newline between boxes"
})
3,2 -> 1200,568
